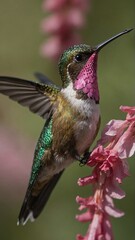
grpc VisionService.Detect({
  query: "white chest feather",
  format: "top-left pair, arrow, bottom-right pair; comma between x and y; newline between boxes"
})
61,83 -> 100,154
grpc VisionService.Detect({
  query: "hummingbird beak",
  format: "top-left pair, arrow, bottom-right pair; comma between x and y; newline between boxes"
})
95,28 -> 133,52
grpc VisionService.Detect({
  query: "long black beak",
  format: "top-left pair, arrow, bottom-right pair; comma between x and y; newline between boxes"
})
95,28 -> 133,52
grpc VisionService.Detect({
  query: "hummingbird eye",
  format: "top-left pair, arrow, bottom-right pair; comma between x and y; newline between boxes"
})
74,53 -> 83,62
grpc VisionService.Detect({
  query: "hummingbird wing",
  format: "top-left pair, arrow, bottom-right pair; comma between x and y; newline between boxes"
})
18,117 -> 64,225
0,76 -> 59,119
18,170 -> 64,225
34,72 -> 60,89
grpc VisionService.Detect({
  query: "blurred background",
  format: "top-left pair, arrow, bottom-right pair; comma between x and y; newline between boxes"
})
0,0 -> 134,239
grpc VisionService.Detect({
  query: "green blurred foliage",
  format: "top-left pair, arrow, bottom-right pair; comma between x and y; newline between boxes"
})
0,0 -> 134,240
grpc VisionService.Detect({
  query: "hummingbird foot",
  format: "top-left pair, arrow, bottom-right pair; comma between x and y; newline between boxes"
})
79,151 -> 91,166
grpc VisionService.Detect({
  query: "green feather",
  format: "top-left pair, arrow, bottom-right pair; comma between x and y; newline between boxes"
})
29,118 -> 53,185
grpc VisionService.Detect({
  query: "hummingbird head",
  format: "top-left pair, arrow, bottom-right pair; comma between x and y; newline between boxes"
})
59,44 -> 92,87
59,29 -> 133,103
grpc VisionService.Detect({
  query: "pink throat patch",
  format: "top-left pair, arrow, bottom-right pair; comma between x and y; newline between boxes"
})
74,53 -> 99,103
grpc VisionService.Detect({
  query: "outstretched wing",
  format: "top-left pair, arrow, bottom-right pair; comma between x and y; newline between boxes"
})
0,76 -> 60,119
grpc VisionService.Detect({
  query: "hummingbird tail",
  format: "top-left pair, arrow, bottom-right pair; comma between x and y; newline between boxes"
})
17,170 -> 64,225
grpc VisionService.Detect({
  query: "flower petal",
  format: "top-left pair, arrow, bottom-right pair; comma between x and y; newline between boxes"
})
105,120 -> 125,136
114,122 -> 135,159
105,178 -> 125,199
78,174 -> 97,186
120,105 -> 135,115
76,211 -> 92,222
104,195 -> 124,217
76,234 -> 85,240
105,205 -> 124,218
97,120 -> 126,146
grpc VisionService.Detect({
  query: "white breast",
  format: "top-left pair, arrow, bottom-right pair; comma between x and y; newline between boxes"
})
61,83 -> 100,155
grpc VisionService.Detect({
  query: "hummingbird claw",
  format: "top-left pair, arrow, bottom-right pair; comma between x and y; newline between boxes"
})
79,151 -> 91,167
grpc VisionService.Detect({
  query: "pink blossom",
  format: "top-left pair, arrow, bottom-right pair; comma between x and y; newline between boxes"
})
41,0 -> 90,60
43,0 -> 88,12
0,125 -> 34,200
41,34 -> 81,60
76,106 -> 135,240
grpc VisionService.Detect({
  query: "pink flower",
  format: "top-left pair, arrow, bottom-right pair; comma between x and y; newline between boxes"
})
0,125 -> 34,200
41,34 -> 81,60
76,106 -> 135,240
40,0 -> 90,60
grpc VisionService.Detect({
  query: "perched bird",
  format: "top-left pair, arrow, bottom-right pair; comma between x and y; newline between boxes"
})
0,29 -> 132,225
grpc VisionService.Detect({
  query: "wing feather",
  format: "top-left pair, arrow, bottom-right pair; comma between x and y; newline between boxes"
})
0,76 -> 59,119
34,72 -> 60,90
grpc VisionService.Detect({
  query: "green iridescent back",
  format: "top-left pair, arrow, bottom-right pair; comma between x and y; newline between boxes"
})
29,118 -> 53,185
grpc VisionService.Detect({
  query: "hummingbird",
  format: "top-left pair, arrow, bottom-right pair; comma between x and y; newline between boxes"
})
0,28 -> 132,225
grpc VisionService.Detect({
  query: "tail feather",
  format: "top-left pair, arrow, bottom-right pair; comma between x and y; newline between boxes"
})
18,170 -> 64,225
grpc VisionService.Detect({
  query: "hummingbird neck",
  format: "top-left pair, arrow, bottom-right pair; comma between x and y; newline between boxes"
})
74,53 -> 100,103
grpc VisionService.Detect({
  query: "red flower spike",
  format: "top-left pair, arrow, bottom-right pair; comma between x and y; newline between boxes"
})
76,106 -> 135,240
41,0 -> 89,60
